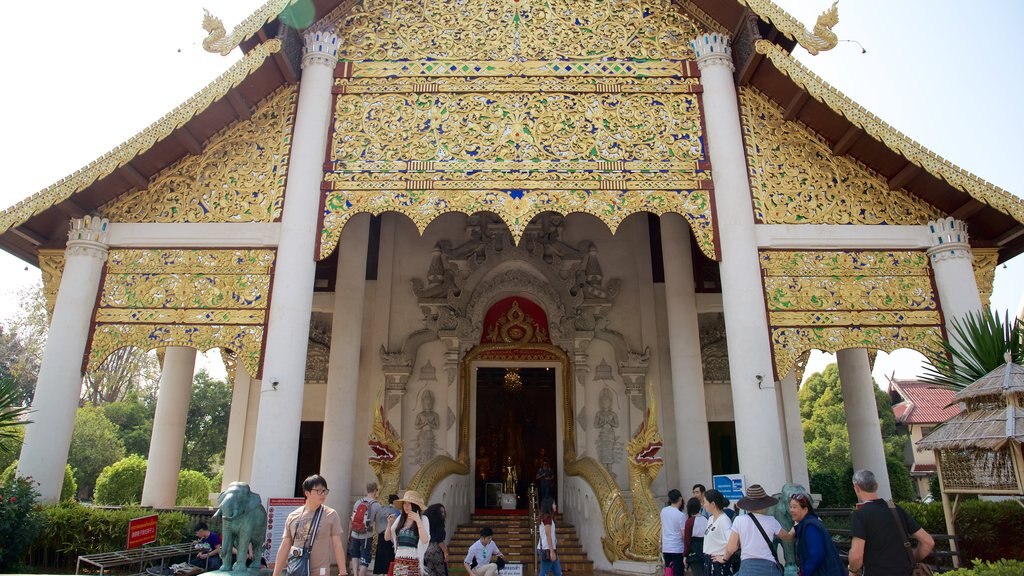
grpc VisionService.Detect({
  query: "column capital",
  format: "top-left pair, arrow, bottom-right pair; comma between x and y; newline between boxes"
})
66,216 -> 109,259
302,31 -> 340,69
927,217 -> 972,262
691,33 -> 734,72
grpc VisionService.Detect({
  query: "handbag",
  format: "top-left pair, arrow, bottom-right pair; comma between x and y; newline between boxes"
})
537,549 -> 553,563
287,505 -> 325,576
886,501 -> 934,576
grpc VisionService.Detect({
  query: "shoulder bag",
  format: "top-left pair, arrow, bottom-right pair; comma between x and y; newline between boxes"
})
287,505 -> 325,576
887,500 -> 933,576
748,514 -> 784,571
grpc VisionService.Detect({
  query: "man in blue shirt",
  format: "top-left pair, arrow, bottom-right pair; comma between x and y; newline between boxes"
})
464,527 -> 504,576
191,522 -> 222,571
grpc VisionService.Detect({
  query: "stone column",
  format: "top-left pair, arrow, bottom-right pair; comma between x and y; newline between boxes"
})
778,370 -> 810,488
660,214 -> 712,490
142,347 -> 197,507
837,348 -> 891,499
321,214 -> 370,512
928,218 -> 983,335
249,31 -> 340,499
17,217 -> 110,502
691,33 -> 788,489
240,377 -> 262,483
222,359 -> 252,489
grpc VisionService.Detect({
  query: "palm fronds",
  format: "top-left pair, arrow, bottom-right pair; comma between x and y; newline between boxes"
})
0,377 -> 32,455
920,308 -> 1024,390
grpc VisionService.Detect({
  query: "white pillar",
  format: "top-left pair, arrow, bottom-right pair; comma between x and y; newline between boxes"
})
142,346 -> 197,507
17,217 -> 109,502
660,214 -> 713,490
249,31 -> 340,499
691,33 -> 788,489
320,214 -> 371,512
927,218 -> 984,334
240,377 -> 262,483
779,370 -> 809,488
222,362 -> 252,489
837,348 -> 892,499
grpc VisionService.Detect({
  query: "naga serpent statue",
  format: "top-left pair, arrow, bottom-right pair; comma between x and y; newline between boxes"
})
568,382 -> 664,562
368,391 -> 403,499
739,0 -> 840,55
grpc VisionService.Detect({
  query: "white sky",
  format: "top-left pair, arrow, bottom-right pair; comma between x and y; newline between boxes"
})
0,0 -> 1021,384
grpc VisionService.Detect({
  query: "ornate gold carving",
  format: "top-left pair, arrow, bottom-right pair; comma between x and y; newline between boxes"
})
88,249 -> 275,378
739,87 -> 943,225
484,301 -> 548,344
0,40 -> 282,235
37,249 -> 65,318
346,61 -> 698,80
737,0 -> 839,55
760,250 -> 942,376
202,1 -> 297,56
755,40 -> 1024,226
100,87 -> 296,223
320,189 -> 716,260
972,248 -> 999,308
336,0 -> 704,62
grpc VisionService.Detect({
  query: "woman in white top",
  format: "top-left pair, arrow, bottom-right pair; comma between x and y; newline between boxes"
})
537,497 -> 561,576
659,489 -> 686,576
714,485 -> 794,576
702,489 -> 735,576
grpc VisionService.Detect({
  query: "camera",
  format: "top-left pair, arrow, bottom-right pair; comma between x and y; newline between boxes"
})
290,546 -> 304,558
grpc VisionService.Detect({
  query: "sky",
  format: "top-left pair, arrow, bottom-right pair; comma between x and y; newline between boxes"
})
0,0 -> 1022,385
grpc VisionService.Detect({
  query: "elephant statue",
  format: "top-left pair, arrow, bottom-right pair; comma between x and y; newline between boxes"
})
771,483 -> 807,576
214,482 -> 267,572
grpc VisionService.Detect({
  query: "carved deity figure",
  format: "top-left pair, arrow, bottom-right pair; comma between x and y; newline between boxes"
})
414,389 -> 441,464
503,456 -> 519,494
595,387 -> 622,478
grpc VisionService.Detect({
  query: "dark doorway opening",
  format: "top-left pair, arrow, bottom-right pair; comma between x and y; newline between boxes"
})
294,421 -> 324,497
708,421 -> 739,476
474,366 -> 557,509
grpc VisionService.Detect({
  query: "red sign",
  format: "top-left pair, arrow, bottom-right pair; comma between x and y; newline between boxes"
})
127,514 -> 159,549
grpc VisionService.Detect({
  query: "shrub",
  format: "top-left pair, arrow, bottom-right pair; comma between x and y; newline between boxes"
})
210,468 -> 224,493
32,502 -> 190,571
94,455 -> 147,505
810,467 -> 856,507
177,469 -> 211,506
944,559 -> 1024,576
2,460 -> 78,501
0,476 -> 42,570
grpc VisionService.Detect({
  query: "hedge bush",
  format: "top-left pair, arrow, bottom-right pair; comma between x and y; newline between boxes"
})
29,502 -> 190,571
0,476 -> 42,571
883,500 -> 1023,562
177,470 -> 211,506
94,454 -> 147,505
2,460 -> 78,501
944,559 -> 1024,576
811,461 -> 914,506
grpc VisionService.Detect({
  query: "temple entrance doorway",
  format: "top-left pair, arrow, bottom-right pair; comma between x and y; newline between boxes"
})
473,366 -> 557,510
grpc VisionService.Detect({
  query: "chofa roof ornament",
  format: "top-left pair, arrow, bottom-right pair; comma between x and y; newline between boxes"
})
738,0 -> 840,55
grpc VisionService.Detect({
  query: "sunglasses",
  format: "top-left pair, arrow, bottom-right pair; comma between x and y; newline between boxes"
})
790,493 -> 811,506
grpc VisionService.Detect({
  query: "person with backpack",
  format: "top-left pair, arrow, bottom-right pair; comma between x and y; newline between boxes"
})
350,483 -> 383,576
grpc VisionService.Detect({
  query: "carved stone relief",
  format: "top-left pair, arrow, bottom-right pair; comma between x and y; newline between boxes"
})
414,387 -> 442,464
306,321 -> 331,383
699,313 -> 729,383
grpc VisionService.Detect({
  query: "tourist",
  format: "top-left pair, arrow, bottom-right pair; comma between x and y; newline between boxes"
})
385,490 -> 431,576
693,484 -> 710,518
661,489 -> 687,576
789,493 -> 843,576
848,469 -> 934,576
464,527 -> 505,576
272,474 -> 349,576
351,483 -> 383,576
191,522 -> 222,572
714,484 -> 793,576
684,497 -> 708,576
373,495 -> 400,576
537,498 -> 562,576
702,489 -> 735,576
423,503 -> 449,576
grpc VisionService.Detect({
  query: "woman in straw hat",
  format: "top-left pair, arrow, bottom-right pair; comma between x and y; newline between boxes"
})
385,490 -> 431,576
712,485 -> 793,576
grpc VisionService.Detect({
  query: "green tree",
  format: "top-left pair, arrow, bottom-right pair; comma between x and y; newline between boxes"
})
176,469 -> 212,506
2,460 -> 77,501
181,370 -> 231,474
82,347 -> 160,406
0,283 -> 48,407
922,308 -> 1023,390
103,397 -> 155,457
94,454 -> 147,505
68,405 -> 125,499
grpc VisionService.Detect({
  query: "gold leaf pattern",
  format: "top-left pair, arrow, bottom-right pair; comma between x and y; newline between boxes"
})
740,87 -> 943,225
971,248 -> 999,308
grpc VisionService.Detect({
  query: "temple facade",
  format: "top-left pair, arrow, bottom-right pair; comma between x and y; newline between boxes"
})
3,0 -> 1022,568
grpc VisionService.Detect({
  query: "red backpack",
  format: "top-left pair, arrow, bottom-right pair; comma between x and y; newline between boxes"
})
351,499 -> 371,533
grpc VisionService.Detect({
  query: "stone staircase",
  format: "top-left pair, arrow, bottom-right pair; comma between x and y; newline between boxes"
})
447,512 -> 593,576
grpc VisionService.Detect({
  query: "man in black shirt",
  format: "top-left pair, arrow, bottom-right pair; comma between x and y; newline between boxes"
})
848,469 -> 934,576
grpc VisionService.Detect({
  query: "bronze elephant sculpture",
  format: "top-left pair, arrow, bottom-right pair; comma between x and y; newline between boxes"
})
213,482 -> 267,572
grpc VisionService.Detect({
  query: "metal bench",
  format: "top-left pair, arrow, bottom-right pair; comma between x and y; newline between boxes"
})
76,542 -> 196,576
831,529 -> 963,572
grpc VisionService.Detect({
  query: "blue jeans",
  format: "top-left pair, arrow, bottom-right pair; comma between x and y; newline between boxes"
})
736,558 -> 781,576
539,555 -> 562,576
